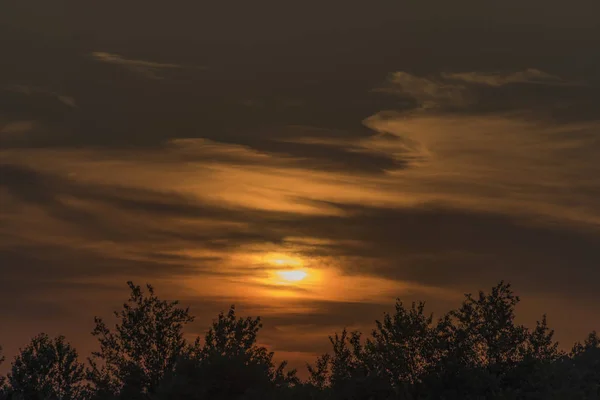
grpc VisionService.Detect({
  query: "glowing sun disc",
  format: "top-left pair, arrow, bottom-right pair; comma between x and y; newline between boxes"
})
277,270 -> 308,282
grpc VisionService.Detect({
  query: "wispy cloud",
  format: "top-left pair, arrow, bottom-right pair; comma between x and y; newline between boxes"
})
380,72 -> 468,109
441,69 -> 568,87
90,51 -> 189,79
381,69 -> 575,109
363,112 -> 600,226
6,85 -> 77,108
0,120 -> 36,136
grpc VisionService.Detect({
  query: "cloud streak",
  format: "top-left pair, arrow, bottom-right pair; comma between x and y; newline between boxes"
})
90,51 -> 194,79
381,72 -> 468,109
381,69 -> 576,109
441,69 -> 569,87
6,85 -> 77,108
0,120 -> 35,136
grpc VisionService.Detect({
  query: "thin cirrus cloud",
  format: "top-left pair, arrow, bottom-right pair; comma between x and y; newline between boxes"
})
365,112 -> 600,224
441,69 -> 569,87
0,120 -> 36,136
2,107 -> 600,250
6,84 -> 77,108
381,68 -> 575,109
379,71 -> 469,109
1,66 -> 599,228
90,51 -> 200,79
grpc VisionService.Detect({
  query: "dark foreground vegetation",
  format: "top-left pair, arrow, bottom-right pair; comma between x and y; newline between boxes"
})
1,281 -> 598,400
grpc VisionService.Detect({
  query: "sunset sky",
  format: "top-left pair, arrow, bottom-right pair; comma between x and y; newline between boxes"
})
1,0 -> 600,373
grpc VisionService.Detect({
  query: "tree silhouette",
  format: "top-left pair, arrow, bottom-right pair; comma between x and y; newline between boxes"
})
524,315 -> 561,362
305,281 -> 600,400
319,329 -> 395,400
415,282 -> 529,398
6,334 -> 86,400
497,314 -> 562,398
157,305 -> 298,399
1,280 -> 598,399
0,345 -> 6,399
562,331 -> 600,398
306,352 -> 330,391
367,300 -> 441,398
88,281 -> 194,398
305,300 -> 446,400
448,281 -> 528,367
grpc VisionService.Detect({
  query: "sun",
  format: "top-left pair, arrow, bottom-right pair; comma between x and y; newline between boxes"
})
276,270 -> 308,282
260,252 -> 310,285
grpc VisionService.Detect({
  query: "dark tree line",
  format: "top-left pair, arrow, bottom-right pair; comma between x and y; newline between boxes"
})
1,281 -> 598,399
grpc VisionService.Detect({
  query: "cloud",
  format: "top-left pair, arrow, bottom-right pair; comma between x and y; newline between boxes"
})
381,69 -> 575,109
90,51 -> 187,79
5,85 -> 77,108
3,108 -> 600,226
2,111 -> 600,368
363,112 -> 600,225
2,155 -> 600,364
381,72 -> 468,109
3,110 -> 600,294
168,124 -> 411,175
55,95 -> 77,108
441,69 -> 568,87
1,58 -> 599,369
0,120 -> 35,135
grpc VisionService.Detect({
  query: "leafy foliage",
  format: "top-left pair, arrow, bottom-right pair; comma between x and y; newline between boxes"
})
6,334 -> 86,400
88,281 -> 194,398
0,280 -> 598,400
157,306 -> 298,399
0,346 -> 6,399
307,282 -> 600,400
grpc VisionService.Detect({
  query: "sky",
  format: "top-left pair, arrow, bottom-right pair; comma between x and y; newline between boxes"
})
1,0 -> 600,373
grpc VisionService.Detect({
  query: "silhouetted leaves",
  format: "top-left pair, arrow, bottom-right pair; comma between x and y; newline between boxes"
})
156,305 -> 298,400
0,346 -> 6,399
6,334 -> 86,400
88,282 -> 194,398
308,281 -> 599,400
1,281 -> 598,399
